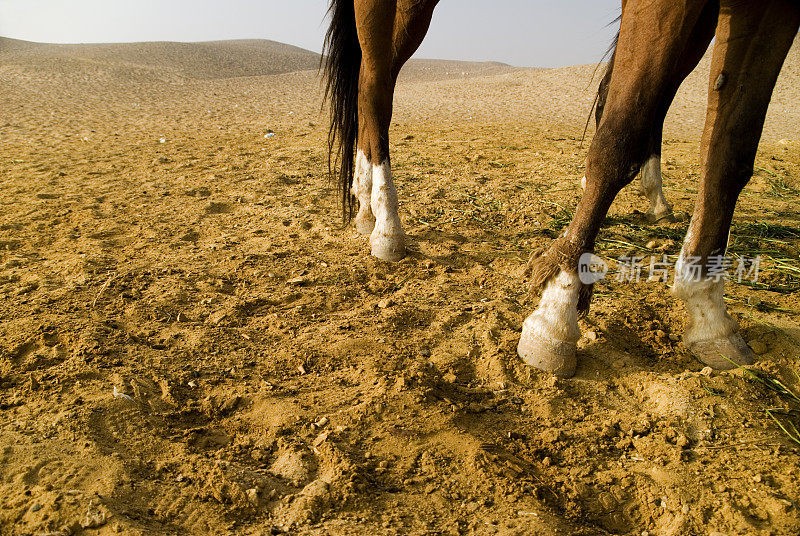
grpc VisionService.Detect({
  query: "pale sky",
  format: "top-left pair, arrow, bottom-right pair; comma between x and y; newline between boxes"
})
0,0 -> 621,68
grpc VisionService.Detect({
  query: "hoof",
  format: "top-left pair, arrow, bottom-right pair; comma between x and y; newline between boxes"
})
517,325 -> 577,378
687,333 -> 755,370
370,232 -> 406,262
646,210 -> 676,224
355,213 -> 375,235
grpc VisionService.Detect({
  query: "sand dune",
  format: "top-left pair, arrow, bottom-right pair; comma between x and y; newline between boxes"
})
0,37 -> 321,80
0,37 -> 516,82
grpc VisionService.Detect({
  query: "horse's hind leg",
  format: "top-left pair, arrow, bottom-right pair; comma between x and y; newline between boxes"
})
353,0 -> 404,261
638,125 -> 676,223
592,1 -> 717,223
353,0 -> 437,261
674,0 -> 799,369
640,1 -> 718,223
352,145 -> 374,235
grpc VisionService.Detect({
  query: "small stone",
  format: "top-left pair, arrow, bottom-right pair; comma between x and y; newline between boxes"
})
312,431 -> 330,447
246,488 -> 260,506
700,366 -> 713,377
378,297 -> 394,309
187,380 -> 197,388
598,492 -> 616,510
287,276 -> 309,286
646,240 -> 659,249
207,310 -> 228,325
176,312 -> 189,322
313,416 -> 329,429
585,331 -> 598,341
220,395 -> 241,413
748,340 -> 768,355
753,474 -> 762,483
657,239 -> 676,251
31,503 -> 41,512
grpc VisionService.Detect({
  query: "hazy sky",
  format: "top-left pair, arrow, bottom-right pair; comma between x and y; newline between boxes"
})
0,0 -> 621,67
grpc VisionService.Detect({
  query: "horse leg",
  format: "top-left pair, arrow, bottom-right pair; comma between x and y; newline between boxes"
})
353,0 -> 438,258
353,0 -> 406,261
673,0 -> 800,369
353,145 -> 374,235
638,132 -> 673,223
641,1 -> 718,223
519,0 -> 708,377
591,1 -> 718,223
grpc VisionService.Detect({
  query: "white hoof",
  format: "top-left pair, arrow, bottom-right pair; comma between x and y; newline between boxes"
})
518,324 -> 577,378
370,230 -> 405,262
673,253 -> 752,369
686,333 -> 755,370
518,271 -> 582,378
355,211 -> 375,235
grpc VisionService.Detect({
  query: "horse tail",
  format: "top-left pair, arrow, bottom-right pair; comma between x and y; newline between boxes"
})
580,24 -> 620,148
322,0 -> 361,223
595,29 -> 619,129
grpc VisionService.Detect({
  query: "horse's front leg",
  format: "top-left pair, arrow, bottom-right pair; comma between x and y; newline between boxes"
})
519,0 -> 707,377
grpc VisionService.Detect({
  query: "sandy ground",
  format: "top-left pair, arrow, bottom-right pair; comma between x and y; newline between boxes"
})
1,37 -> 800,536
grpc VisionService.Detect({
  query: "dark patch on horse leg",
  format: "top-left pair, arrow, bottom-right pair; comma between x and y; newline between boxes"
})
525,237 -> 593,316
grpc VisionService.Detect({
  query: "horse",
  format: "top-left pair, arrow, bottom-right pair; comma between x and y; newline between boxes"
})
322,0 -> 800,377
322,0 -> 681,262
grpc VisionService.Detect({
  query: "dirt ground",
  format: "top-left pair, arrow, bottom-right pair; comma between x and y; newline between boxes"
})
1,37 -> 800,536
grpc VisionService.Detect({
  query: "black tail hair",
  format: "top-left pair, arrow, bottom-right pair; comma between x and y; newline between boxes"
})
580,19 -> 620,148
594,28 -> 620,128
322,0 -> 361,222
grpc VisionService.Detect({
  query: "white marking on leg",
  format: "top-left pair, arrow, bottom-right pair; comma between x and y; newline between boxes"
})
518,271 -> 581,377
369,160 -> 405,261
353,149 -> 375,235
580,175 -> 587,191
672,249 -> 754,368
640,155 -> 673,222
